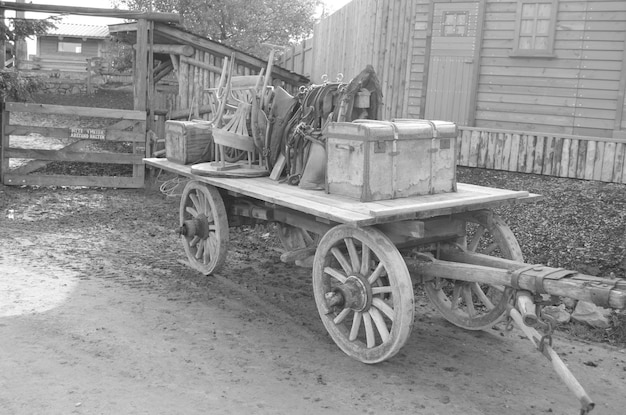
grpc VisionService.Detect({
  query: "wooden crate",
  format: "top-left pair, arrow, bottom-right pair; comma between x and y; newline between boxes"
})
165,120 -> 213,165
325,119 -> 457,202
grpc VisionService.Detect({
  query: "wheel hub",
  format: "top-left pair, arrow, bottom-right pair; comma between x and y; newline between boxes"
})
179,214 -> 210,239
325,275 -> 373,312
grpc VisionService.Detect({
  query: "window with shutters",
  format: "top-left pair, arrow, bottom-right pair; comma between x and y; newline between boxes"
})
442,11 -> 469,37
512,0 -> 558,57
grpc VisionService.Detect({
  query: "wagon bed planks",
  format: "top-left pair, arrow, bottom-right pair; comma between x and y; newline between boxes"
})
145,158 -> 536,226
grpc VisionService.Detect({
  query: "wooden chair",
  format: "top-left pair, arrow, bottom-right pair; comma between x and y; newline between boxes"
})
209,53 -> 274,173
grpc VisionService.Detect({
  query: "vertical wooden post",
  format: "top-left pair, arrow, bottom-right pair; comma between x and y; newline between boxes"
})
86,58 -> 93,94
15,0 -> 27,69
613,28 -> 626,135
133,18 -> 149,187
0,102 -> 7,184
467,0 -> 486,128
133,18 -> 149,111
0,9 -> 6,69
419,0 -> 435,120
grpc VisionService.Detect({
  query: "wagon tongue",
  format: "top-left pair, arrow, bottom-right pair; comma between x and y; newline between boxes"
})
420,246 -> 626,310
406,245 -> 626,415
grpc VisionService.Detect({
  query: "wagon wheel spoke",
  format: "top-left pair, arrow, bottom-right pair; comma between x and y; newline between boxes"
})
331,246 -> 352,274
369,308 -> 390,343
467,225 -> 487,252
333,307 -> 351,325
345,238 -> 360,273
185,206 -> 198,217
312,225 -> 414,363
324,266 -> 347,284
450,284 -> 463,310
372,286 -> 392,295
203,239 -> 212,263
424,212 -> 521,330
461,284 -> 476,318
362,311 -> 375,349
372,298 -> 394,321
189,193 -> 202,214
360,245 -> 371,275
367,262 -> 385,285
483,242 -> 499,256
195,238 -> 205,259
349,311 -> 362,341
471,283 -> 495,310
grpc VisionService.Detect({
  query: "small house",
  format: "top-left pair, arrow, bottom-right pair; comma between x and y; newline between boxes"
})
33,23 -> 110,72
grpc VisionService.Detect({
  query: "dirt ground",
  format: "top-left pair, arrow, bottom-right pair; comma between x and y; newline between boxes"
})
1,180 -> 625,415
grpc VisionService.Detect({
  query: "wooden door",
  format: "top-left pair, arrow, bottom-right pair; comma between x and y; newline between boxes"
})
425,2 -> 481,126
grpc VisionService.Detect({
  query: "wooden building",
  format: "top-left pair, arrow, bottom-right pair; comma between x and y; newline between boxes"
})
282,0 -> 626,140
33,23 -> 110,71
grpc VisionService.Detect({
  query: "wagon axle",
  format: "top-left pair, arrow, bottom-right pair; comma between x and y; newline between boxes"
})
325,275 -> 373,312
178,215 -> 210,239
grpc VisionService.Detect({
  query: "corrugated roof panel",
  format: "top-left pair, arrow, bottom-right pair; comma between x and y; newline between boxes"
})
46,23 -> 110,39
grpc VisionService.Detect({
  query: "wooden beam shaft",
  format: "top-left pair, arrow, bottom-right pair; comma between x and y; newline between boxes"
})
406,252 -> 626,309
180,56 -> 222,74
134,43 -> 194,56
0,2 -> 180,22
134,18 -> 148,111
154,23 -> 309,86
153,62 -> 174,83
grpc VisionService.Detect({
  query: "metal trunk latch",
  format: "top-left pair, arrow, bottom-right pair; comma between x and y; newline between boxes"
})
374,140 -> 386,153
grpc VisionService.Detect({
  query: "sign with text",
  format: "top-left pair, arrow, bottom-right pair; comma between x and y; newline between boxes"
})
69,128 -> 106,140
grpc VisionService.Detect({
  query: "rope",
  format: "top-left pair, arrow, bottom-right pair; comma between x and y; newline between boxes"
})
156,173 -> 189,198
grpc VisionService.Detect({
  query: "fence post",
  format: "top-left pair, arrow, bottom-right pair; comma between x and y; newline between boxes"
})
0,100 -> 6,183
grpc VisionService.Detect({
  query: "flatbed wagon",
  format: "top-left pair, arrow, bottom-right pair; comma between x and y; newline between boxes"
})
145,157 -> 625,414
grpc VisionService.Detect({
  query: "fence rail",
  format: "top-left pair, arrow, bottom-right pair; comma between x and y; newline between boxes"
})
457,127 -> 626,184
0,102 -> 147,188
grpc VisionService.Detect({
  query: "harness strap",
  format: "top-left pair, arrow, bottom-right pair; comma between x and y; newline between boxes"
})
533,268 -> 576,294
508,264 -> 543,291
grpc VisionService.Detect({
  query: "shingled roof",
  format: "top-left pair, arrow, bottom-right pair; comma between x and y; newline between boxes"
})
45,23 -> 110,39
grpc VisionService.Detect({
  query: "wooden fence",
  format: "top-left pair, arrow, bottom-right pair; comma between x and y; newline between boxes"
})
0,102 -> 147,188
457,127 -> 626,184
279,0 -> 419,119
280,38 -> 314,79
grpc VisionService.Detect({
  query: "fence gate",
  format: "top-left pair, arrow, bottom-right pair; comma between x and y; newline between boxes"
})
0,102 -> 147,188
425,1 -> 481,125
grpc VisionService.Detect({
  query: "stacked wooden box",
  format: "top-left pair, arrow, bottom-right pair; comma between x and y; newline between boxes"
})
325,119 -> 457,202
165,120 -> 213,165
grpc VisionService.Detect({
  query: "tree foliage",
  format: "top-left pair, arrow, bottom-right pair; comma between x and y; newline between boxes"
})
114,0 -> 320,57
0,16 -> 59,101
0,70 -> 44,101
0,15 -> 59,42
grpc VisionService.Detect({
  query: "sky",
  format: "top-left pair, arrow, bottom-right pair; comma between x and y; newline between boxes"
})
12,0 -> 352,54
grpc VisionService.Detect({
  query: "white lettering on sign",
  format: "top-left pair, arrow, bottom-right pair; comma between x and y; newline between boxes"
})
69,128 -> 106,140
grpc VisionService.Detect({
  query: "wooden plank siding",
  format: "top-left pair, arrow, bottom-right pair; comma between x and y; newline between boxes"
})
477,0 -> 626,138
457,126 -> 626,183
285,0 -> 626,139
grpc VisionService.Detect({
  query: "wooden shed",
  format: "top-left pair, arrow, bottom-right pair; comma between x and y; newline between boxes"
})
108,20 -> 309,145
34,23 -> 110,72
108,21 -> 309,113
283,0 -> 626,139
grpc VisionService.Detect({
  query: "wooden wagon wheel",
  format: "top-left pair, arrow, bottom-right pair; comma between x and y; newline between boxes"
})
179,181 -> 229,275
276,223 -> 317,251
312,225 -> 414,364
424,211 -> 523,330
